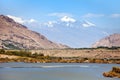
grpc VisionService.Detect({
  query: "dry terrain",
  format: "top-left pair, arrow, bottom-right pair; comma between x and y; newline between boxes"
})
0,15 -> 68,49
0,48 -> 120,63
30,49 -> 120,59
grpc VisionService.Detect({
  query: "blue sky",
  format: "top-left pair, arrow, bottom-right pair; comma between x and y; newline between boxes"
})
0,0 -> 120,47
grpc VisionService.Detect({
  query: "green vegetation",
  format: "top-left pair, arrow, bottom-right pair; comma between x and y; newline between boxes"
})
66,46 -> 120,50
0,49 -> 51,59
0,49 -> 61,63
97,46 -> 120,50
0,49 -> 5,54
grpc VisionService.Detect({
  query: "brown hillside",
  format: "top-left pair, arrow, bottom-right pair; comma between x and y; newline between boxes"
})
0,15 -> 68,49
92,33 -> 120,48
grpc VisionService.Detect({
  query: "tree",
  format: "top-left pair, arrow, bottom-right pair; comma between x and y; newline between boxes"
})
0,49 -> 5,54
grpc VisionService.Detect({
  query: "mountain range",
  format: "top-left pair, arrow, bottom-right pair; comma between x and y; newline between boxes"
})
0,14 -> 120,49
9,15 -> 118,48
25,16 -> 105,48
0,15 -> 68,49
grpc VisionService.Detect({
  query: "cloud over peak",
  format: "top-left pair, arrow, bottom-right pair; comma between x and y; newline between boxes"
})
29,19 -> 36,23
60,16 -> 76,23
7,15 -> 36,24
82,21 -> 96,27
43,21 -> 57,27
7,15 -> 25,24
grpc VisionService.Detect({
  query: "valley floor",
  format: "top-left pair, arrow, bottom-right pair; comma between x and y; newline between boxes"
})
0,48 -> 120,63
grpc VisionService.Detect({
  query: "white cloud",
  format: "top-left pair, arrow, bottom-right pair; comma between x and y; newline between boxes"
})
60,16 -> 76,23
29,19 -> 36,23
7,15 -> 25,24
7,15 -> 36,24
110,14 -> 120,18
82,21 -> 96,27
43,21 -> 57,27
48,13 -> 73,17
83,13 -> 104,18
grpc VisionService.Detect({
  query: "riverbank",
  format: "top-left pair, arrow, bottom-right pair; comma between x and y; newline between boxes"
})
103,67 -> 120,78
0,48 -> 120,63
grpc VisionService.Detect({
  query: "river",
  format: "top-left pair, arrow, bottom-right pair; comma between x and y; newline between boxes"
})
0,63 -> 119,80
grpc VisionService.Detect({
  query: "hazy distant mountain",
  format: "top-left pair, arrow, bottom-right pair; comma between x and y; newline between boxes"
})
92,33 -> 120,48
0,15 -> 68,49
25,16 -> 104,48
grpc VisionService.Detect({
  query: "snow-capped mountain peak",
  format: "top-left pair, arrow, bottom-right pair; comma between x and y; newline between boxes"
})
60,16 -> 76,23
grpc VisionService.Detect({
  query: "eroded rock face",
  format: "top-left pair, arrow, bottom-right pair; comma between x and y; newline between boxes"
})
0,15 -> 68,49
92,34 -> 120,48
103,67 -> 120,78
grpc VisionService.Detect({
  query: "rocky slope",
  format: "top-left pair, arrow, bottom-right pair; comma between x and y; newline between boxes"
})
92,33 -> 120,48
0,15 -> 68,49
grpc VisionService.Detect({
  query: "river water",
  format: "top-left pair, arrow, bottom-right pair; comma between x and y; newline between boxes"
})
0,63 -> 119,80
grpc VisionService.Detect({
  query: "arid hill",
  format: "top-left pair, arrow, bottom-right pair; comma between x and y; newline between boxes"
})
92,33 -> 120,48
0,15 -> 68,49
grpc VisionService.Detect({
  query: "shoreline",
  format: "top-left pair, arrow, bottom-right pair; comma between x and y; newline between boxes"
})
0,49 -> 120,64
0,55 -> 120,64
103,67 -> 120,78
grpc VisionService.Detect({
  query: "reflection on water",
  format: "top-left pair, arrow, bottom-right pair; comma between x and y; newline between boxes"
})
0,63 -> 119,80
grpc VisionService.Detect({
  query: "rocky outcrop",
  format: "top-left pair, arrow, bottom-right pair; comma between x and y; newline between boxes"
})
103,67 -> 120,78
0,15 -> 68,49
92,33 -> 120,48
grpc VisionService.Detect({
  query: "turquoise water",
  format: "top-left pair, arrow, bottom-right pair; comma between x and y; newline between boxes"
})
0,63 -> 119,80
